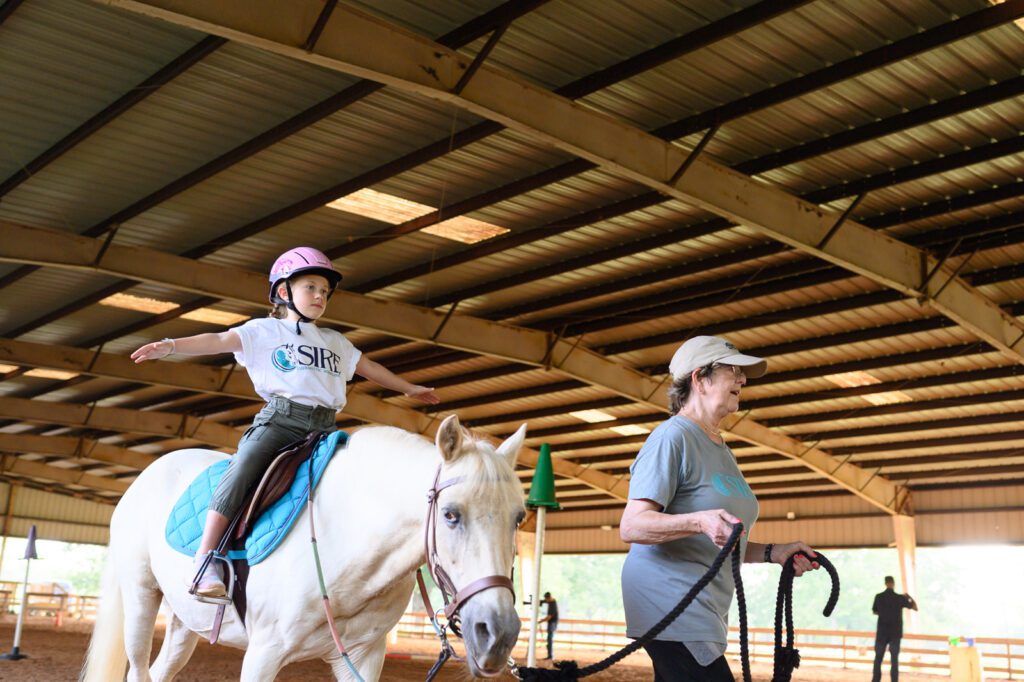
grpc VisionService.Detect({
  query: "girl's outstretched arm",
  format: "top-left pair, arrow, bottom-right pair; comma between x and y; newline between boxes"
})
131,330 -> 242,363
355,356 -> 439,404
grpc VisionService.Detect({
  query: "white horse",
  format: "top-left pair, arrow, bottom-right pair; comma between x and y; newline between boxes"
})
82,415 -> 527,681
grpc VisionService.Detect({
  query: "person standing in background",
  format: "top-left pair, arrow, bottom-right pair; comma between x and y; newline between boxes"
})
872,575 -> 919,682
539,592 -> 559,659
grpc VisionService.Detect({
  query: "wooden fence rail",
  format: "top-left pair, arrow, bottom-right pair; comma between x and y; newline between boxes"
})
0,580 -> 99,626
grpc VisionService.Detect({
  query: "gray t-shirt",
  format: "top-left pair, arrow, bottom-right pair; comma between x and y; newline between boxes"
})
621,415 -> 759,648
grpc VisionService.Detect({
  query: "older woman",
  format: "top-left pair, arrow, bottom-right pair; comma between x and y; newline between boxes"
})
620,335 -> 819,681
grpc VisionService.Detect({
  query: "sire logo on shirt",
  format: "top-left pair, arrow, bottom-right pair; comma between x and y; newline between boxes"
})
711,472 -> 755,499
271,344 -> 341,374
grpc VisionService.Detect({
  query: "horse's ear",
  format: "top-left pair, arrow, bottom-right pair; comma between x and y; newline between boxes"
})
436,414 -> 464,462
496,423 -> 527,466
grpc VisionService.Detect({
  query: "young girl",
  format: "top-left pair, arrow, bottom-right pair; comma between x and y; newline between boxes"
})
131,246 -> 439,598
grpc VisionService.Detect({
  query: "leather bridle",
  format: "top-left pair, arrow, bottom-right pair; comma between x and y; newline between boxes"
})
417,463 -> 517,680
422,464 -> 516,632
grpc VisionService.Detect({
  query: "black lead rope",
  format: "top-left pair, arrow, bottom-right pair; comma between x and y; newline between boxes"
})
513,528 -> 842,682
772,551 -> 840,682
514,524 -> 749,682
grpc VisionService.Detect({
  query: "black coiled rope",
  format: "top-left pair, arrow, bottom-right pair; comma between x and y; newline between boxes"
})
513,527 -> 841,682
771,551 -> 840,682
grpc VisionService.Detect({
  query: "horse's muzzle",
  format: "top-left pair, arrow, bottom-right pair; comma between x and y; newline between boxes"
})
461,598 -> 522,677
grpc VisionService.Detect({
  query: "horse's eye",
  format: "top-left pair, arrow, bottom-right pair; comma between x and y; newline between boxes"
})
515,511 -> 526,527
444,509 -> 460,527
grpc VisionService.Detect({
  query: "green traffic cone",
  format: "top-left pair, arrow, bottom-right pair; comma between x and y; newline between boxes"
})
526,443 -> 559,510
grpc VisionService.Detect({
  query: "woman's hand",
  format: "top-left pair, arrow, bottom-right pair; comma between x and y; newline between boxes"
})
405,385 -> 440,405
131,340 -> 173,363
771,541 -> 819,576
694,509 -> 742,547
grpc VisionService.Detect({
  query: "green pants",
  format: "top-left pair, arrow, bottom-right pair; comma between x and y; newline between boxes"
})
209,396 -> 336,517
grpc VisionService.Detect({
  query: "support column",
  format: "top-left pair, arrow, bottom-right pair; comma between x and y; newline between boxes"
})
516,527 -> 536,612
892,514 -> 919,632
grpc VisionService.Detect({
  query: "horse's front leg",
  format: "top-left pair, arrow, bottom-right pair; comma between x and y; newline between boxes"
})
239,639 -> 287,681
149,610 -> 200,681
325,579 -> 413,681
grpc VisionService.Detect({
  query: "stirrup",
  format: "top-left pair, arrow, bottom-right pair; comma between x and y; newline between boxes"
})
189,551 -> 235,606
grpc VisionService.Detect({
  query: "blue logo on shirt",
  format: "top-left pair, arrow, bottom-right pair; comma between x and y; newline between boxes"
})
271,344 -> 297,372
711,473 -> 755,499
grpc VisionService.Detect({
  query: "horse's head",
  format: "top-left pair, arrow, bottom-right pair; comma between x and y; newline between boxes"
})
429,414 -> 526,677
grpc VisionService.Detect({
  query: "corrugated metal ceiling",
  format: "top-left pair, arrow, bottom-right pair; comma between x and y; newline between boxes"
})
1,0 -> 1022,546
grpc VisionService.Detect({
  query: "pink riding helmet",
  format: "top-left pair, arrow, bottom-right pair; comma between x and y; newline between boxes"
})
268,246 -> 342,303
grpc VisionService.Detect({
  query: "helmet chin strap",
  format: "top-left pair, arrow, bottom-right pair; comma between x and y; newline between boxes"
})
284,280 -> 312,335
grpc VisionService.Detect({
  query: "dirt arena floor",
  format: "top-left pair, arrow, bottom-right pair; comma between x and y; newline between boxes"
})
0,619 -> 952,680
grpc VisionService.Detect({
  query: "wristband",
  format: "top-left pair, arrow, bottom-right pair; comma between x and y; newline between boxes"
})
763,543 -> 774,564
162,337 -> 176,355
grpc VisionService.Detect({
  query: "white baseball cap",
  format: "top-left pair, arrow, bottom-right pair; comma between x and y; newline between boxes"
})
668,335 -> 767,380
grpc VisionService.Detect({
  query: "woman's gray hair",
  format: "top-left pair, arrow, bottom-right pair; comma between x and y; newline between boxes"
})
668,362 -> 716,413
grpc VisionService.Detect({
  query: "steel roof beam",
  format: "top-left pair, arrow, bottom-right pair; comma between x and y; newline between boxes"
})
526,223 -> 1023,336
1,225 -> 899,512
0,337 -> 627,499
0,433 -> 157,471
0,394 -> 241,449
524,381 -> 1024,442
830,430 -> 1024,456
761,388 -> 1024,428
600,263 -> 1023,356
0,457 -> 129,494
423,186 -> 1024,318
117,0 -> 1024,366
744,365 -> 1024,411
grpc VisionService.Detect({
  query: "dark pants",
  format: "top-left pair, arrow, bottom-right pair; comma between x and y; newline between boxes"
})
642,640 -> 734,682
546,620 -> 558,658
872,632 -> 902,682
210,397 -> 335,516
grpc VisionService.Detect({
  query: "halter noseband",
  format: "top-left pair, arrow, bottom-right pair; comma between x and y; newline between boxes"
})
423,464 -> 516,630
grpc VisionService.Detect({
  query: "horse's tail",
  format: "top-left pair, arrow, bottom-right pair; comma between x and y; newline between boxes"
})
80,553 -> 127,681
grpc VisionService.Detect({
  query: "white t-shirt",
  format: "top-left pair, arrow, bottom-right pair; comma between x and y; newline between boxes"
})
232,318 -> 361,411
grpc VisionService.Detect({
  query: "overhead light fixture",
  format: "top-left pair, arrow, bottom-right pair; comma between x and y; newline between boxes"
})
327,188 -> 434,223
825,371 -> 911,405
863,391 -> 912,406
181,309 -> 249,325
326,188 -> 509,244
0,364 -> 18,373
98,292 -> 248,325
25,368 -> 79,380
600,524 -> 613,531
99,292 -> 178,314
824,370 -> 881,388
610,424 -> 651,436
569,409 -> 616,423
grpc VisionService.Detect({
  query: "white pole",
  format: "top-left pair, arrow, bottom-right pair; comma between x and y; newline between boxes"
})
526,506 -> 547,667
11,556 -> 31,652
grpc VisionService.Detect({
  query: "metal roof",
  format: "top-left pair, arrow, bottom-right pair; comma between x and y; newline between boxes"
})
1,0 -> 1023,545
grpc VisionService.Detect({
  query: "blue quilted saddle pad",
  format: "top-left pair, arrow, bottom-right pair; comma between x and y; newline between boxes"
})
165,430 -> 347,565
